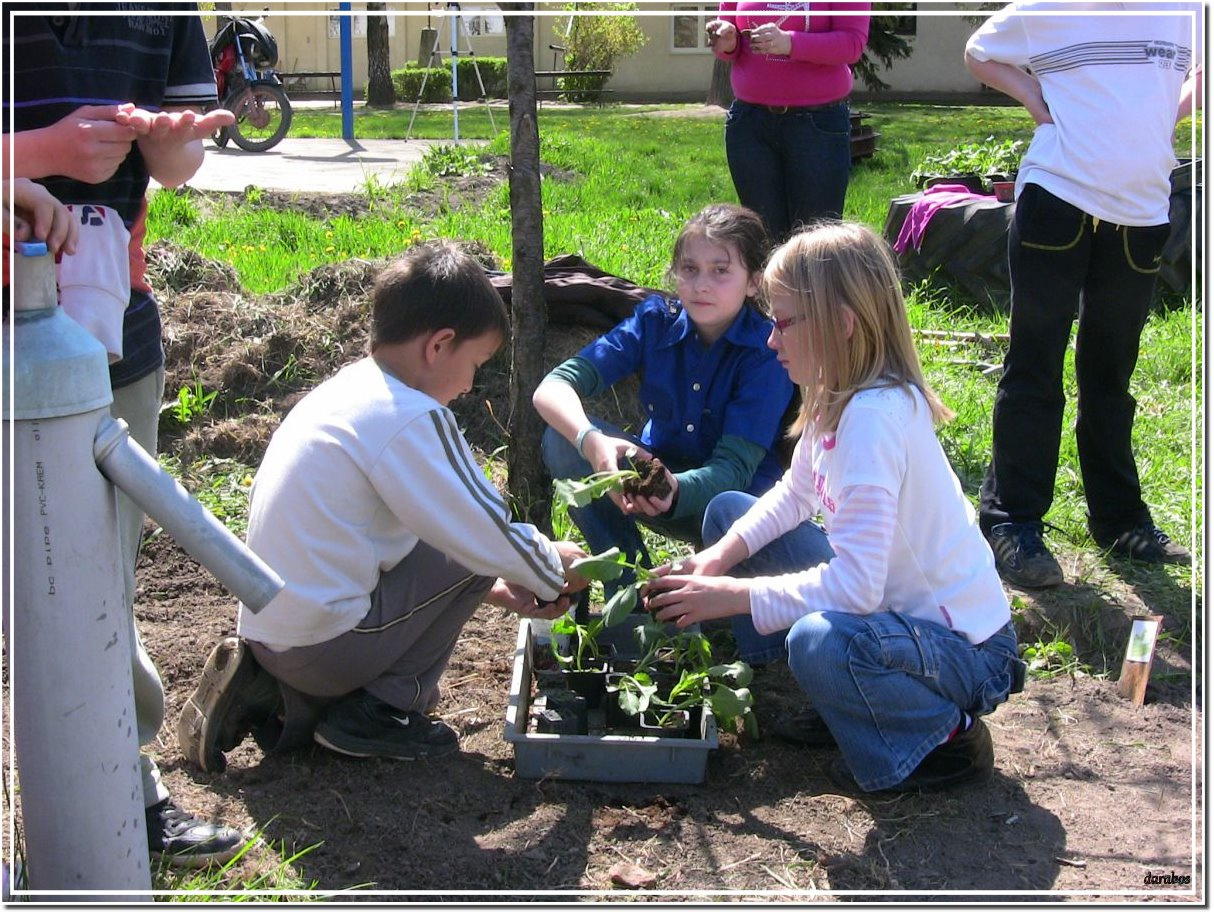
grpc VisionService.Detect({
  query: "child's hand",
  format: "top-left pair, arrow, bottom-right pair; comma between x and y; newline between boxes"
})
115,104 -> 235,144
650,550 -> 723,579
582,433 -> 647,511
488,579 -> 572,618
620,465 -> 677,518
554,540 -> 591,593
3,179 -> 78,255
643,572 -> 751,629
45,105 -> 138,184
705,18 -> 738,53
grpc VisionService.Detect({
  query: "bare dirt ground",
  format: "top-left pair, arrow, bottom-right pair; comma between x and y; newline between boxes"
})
114,182 -> 1202,901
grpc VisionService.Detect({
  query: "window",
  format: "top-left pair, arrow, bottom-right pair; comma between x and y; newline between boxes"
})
463,7 -> 505,37
327,14 -> 396,39
671,4 -> 714,54
885,3 -> 918,38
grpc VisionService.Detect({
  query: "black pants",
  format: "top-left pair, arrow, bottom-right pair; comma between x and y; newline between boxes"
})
979,184 -> 1170,539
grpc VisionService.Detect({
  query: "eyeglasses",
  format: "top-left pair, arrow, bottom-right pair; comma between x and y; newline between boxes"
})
772,314 -> 804,335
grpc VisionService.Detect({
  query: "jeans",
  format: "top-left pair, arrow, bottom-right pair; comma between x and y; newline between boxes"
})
724,99 -> 852,241
701,491 -> 833,664
541,421 -> 703,591
979,184 -> 1169,539
703,492 -> 1020,791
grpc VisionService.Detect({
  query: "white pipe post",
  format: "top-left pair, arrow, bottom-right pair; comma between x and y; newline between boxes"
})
450,4 -> 460,142
2,243 -> 150,900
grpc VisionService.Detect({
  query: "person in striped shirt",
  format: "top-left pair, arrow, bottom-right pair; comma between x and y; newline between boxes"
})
5,6 -> 240,867
180,243 -> 588,771
645,222 -> 1022,793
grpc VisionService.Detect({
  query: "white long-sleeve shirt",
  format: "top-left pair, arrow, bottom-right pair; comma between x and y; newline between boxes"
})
238,357 -> 564,649
729,385 -> 1010,645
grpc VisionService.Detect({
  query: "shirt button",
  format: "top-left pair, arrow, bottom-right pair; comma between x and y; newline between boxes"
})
686,424 -> 695,432
692,382 -> 701,391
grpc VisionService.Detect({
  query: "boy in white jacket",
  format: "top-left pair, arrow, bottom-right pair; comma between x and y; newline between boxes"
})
180,243 -> 587,768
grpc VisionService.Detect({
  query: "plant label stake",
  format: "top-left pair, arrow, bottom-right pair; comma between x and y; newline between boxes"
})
1116,614 -> 1163,706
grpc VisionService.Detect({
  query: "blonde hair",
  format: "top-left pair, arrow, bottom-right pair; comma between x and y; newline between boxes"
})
762,221 -> 953,437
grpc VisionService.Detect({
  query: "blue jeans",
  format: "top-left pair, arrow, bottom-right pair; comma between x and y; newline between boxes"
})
542,421 -> 703,591
724,99 -> 852,241
702,491 -> 834,664
704,492 -> 1020,791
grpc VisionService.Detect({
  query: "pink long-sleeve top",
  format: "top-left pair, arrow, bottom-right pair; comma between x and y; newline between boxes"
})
715,2 -> 870,107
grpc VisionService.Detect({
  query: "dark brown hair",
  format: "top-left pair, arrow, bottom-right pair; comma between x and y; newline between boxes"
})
370,242 -> 508,351
667,203 -> 771,302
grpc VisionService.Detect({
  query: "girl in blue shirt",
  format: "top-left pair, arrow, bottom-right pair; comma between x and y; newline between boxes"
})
533,203 -> 794,586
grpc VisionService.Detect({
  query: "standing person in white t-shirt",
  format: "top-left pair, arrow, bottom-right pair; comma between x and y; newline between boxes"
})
644,223 -> 1023,794
964,2 -> 1199,588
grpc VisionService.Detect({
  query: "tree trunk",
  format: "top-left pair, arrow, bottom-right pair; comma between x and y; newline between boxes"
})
366,3 -> 396,107
706,57 -> 733,108
501,4 -> 551,533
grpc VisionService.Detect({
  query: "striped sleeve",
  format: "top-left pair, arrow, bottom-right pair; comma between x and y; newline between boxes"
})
368,408 -> 566,601
164,7 -> 219,107
748,483 -> 896,634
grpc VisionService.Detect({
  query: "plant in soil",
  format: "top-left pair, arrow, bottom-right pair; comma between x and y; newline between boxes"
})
608,619 -> 758,736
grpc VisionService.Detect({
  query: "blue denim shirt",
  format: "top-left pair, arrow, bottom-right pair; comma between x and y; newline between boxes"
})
579,294 -> 794,493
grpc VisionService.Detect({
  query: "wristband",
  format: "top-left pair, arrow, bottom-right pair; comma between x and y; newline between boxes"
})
574,424 -> 599,458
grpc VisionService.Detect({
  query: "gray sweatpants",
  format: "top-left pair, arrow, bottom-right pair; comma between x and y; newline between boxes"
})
249,541 -> 493,719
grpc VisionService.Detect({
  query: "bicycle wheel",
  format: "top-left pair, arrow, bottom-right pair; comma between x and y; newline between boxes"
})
229,81 -> 292,152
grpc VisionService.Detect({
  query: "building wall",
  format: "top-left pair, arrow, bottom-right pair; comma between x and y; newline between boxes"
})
226,4 -> 987,100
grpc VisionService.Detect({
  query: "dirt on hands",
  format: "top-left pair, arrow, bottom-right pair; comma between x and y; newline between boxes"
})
622,455 -> 673,502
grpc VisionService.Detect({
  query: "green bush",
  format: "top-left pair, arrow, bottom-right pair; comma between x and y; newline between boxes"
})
390,64 -> 453,103
455,56 -> 507,100
557,2 -> 647,102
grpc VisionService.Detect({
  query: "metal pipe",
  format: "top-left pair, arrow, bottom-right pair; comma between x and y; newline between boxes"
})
92,416 -> 282,612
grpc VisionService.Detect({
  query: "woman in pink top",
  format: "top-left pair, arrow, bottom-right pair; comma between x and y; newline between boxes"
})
707,2 -> 870,240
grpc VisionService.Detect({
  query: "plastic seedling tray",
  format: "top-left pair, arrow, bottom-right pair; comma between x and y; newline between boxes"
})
504,617 -> 718,784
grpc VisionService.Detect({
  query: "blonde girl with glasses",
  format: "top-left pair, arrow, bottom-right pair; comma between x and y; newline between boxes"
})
645,221 -> 1023,794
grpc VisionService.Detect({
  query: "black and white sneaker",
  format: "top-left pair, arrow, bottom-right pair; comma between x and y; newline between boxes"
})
147,798 -> 244,869
986,522 -> 1064,589
1093,522 -> 1191,566
313,691 -> 459,761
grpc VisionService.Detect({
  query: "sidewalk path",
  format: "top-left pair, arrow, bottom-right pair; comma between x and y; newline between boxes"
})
166,136 -> 471,194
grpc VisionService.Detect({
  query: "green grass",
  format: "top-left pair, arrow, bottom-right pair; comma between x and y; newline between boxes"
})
147,101 -> 1200,563
148,98 -> 1199,599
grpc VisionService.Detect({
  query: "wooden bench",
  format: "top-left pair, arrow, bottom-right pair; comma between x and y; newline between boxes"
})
534,69 -> 613,106
281,71 -> 342,105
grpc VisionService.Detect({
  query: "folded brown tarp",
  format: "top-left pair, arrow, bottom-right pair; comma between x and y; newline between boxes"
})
486,253 -> 665,331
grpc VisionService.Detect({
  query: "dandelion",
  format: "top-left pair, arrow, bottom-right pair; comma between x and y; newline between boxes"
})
325,245 -> 335,253
241,475 -> 254,488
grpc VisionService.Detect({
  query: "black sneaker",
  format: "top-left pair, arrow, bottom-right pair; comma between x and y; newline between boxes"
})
771,706 -> 838,748
178,637 -> 282,773
313,691 -> 459,761
1093,522 -> 1191,566
828,718 -> 994,794
146,798 -> 244,868
986,522 -> 1064,589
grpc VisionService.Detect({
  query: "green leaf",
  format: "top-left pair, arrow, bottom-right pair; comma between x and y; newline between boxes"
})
708,661 -> 753,688
552,470 -> 637,508
570,547 -> 627,582
707,683 -> 753,724
600,583 -> 638,627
